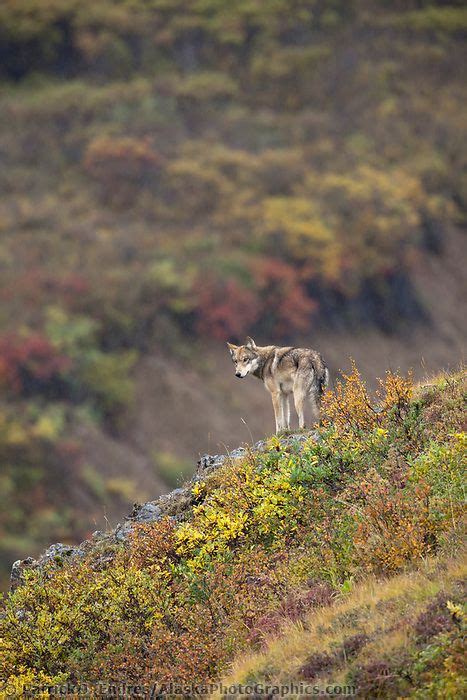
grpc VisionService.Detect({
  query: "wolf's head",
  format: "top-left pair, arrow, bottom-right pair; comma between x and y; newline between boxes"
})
227,337 -> 260,378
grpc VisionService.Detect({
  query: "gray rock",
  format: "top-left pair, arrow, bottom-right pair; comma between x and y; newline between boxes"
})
159,487 -> 187,503
128,501 -> 162,523
10,557 -> 35,591
113,500 -> 164,543
195,446 -> 247,477
114,522 -> 134,542
10,544 -> 78,591
42,542 -> 76,561
196,453 -> 226,476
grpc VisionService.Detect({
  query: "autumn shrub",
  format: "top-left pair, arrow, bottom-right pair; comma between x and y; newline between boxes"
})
200,145 -> 258,187
352,473 -> 438,573
194,277 -> 261,340
193,258 -> 316,340
0,314 -> 139,585
392,7 -> 467,36
0,0 -> 463,356
409,433 -> 466,511
255,165 -> 446,318
76,259 -> 194,351
258,195 -> 339,280
75,29 -> 134,79
0,0 -> 148,79
174,72 -> 239,130
44,306 -> 137,418
322,361 -> 380,437
321,364 -> 463,573
0,333 -> 71,397
163,158 -> 230,218
250,45 -> 332,109
253,149 -> 306,195
410,599 -> 467,698
250,258 -> 318,336
83,136 -> 164,205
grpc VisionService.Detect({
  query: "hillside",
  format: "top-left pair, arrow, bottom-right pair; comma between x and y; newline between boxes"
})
1,366 -> 465,696
0,0 -> 466,588
223,555 -> 466,698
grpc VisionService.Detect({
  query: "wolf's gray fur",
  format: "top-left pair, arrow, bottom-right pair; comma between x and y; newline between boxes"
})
227,337 -> 329,433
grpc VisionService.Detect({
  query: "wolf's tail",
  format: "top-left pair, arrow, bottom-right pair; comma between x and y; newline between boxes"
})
319,366 -> 330,396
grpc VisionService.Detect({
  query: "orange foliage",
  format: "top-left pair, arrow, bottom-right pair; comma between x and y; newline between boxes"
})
323,360 -> 414,437
353,472 -> 438,573
322,360 -> 379,436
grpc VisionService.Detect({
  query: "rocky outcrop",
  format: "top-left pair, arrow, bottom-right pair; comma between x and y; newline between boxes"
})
10,432 -> 316,591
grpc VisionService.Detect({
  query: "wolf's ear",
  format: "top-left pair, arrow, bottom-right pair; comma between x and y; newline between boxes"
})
227,342 -> 238,357
245,336 -> 257,350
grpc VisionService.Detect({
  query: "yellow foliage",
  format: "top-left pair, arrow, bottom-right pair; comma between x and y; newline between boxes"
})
260,196 -> 340,279
323,360 -> 413,439
322,360 -> 379,436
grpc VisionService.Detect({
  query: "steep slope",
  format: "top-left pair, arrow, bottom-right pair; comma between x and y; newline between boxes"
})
1,367 -> 465,696
222,555 -> 466,698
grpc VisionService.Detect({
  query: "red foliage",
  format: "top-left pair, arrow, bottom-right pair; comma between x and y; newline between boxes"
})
194,258 -> 317,341
251,258 -> 318,335
0,270 -> 89,311
194,278 -> 261,340
43,273 -> 90,299
0,333 -> 71,394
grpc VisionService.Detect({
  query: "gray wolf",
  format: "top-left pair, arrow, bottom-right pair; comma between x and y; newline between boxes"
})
227,337 -> 329,433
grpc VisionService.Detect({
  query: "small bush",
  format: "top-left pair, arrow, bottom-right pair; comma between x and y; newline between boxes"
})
83,136 -> 164,205
300,651 -> 334,680
351,661 -> 400,699
0,333 -> 71,397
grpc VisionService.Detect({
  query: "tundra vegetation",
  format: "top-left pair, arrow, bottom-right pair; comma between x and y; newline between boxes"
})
0,1 -> 465,583
1,366 -> 465,696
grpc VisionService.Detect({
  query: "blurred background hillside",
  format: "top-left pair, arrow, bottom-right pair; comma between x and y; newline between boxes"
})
0,0 -> 465,588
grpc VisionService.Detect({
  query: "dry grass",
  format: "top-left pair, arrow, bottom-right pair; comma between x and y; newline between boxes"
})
220,551 -> 467,688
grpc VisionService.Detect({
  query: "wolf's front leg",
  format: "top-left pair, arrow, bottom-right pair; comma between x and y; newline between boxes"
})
270,391 -> 283,433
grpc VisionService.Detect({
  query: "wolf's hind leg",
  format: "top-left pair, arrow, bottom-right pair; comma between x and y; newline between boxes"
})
280,393 -> 291,431
293,386 -> 306,430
